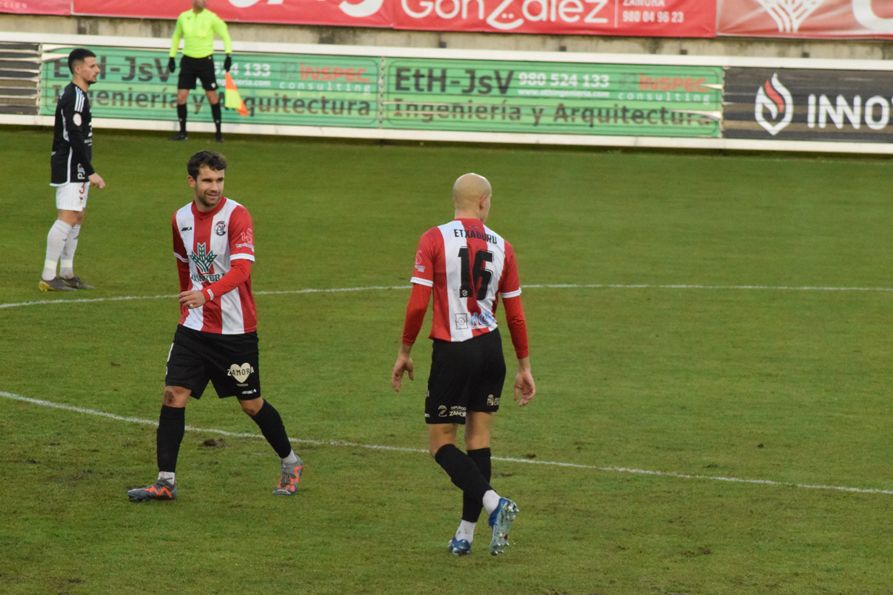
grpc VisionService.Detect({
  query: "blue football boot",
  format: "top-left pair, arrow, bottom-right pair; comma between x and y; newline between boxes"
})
448,537 -> 472,556
488,497 -> 519,555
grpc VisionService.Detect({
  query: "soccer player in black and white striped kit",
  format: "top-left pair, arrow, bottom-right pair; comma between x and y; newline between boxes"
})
39,48 -> 106,292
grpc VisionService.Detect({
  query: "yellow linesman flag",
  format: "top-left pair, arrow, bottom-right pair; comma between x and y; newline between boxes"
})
224,72 -> 248,117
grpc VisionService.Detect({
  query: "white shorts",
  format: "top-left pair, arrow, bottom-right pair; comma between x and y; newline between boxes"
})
55,182 -> 90,211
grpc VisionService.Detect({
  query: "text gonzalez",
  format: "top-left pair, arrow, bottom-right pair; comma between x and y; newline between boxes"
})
400,0 -> 609,31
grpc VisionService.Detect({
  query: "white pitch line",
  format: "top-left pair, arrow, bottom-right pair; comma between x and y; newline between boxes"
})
528,283 -> 893,293
0,285 -> 407,310
3,390 -> 892,497
3,282 -> 893,310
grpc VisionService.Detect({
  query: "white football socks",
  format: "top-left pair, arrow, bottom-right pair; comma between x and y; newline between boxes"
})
282,450 -> 302,466
60,223 -> 81,279
42,219 -> 72,281
157,471 -> 175,485
482,490 -> 501,515
455,520 -> 476,543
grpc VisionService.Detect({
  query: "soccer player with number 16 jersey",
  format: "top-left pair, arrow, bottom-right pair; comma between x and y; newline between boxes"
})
391,173 -> 536,556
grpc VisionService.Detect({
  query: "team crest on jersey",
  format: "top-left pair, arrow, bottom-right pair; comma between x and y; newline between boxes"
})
215,221 -> 226,236
227,362 -> 255,385
190,243 -> 216,275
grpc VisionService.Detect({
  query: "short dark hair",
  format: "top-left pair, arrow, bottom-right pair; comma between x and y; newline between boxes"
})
68,48 -> 96,74
187,151 -> 227,179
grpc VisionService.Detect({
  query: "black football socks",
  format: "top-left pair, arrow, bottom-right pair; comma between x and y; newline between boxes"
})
156,405 -> 185,473
435,444 -> 491,505
463,447 -> 492,522
210,101 -> 222,134
249,400 -> 293,459
177,104 -> 187,133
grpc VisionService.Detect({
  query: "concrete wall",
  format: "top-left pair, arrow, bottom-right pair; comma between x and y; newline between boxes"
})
3,13 -> 893,59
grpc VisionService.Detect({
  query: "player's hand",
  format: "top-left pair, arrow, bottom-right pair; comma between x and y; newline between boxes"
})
224,55 -> 232,72
88,172 -> 106,189
391,352 -> 414,393
513,368 -> 536,406
179,290 -> 206,309
168,57 -> 176,73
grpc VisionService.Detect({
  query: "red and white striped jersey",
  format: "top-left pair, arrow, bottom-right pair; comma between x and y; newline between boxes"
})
172,197 -> 257,334
411,217 -> 521,342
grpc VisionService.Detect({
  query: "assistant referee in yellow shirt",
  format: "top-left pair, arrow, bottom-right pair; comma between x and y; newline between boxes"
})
169,0 -> 233,142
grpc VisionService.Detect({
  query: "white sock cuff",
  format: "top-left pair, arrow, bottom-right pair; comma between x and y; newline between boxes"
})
482,490 -> 501,515
456,520 -> 476,541
282,450 -> 301,466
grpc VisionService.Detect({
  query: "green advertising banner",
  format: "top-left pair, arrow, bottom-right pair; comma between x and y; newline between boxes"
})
40,45 -> 722,138
40,47 -> 380,128
383,59 -> 723,137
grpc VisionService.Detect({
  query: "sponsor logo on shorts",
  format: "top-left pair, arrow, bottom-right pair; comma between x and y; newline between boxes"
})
487,394 -> 499,407
438,404 -> 466,418
227,362 -> 255,385
241,388 -> 258,396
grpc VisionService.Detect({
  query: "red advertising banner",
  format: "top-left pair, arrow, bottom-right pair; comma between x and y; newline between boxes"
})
69,0 -> 714,37
0,0 -> 69,15
718,0 -> 893,38
71,0 -> 392,28
389,0 -> 714,36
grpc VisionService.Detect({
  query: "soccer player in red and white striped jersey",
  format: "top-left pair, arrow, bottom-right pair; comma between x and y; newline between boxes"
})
171,177 -> 257,334
391,173 -> 536,556
128,151 -> 303,502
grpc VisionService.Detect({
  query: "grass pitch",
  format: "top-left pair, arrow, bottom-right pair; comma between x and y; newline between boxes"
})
2,127 -> 893,593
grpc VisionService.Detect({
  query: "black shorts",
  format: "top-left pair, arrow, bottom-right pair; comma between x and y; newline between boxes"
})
178,55 -> 218,91
165,325 -> 261,400
425,329 -> 506,425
